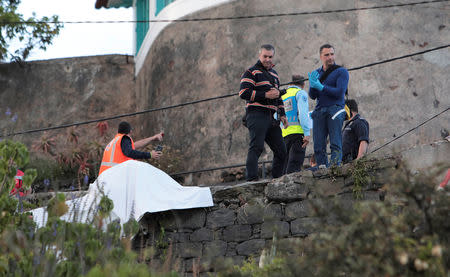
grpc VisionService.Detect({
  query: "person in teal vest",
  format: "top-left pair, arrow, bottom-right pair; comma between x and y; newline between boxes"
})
280,75 -> 311,173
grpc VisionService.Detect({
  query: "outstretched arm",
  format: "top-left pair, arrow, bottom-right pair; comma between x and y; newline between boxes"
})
134,132 -> 163,149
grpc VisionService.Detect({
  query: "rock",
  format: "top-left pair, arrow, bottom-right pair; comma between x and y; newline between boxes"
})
206,208 -> 235,229
285,200 -> 312,220
236,239 -> 266,256
222,225 -> 252,242
260,221 -> 290,239
190,228 -> 214,242
236,203 -> 264,224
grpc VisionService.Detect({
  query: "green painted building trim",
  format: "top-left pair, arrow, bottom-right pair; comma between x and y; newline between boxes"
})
136,0 -> 150,53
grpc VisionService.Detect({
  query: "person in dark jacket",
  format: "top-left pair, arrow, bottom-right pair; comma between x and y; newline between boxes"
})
342,99 -> 369,163
308,44 -> 349,167
239,44 -> 288,181
99,121 -> 163,175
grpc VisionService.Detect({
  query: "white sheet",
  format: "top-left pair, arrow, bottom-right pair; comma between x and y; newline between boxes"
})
31,160 -> 213,228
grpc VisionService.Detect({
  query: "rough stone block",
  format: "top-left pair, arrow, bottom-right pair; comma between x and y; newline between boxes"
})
285,200 -> 311,220
175,242 -> 203,258
237,203 -> 264,224
225,242 -> 238,256
159,209 -> 206,230
313,177 -> 345,196
290,217 -> 321,236
190,228 -> 214,242
263,204 -> 283,221
222,225 -> 252,242
203,240 -> 227,258
236,239 -> 266,256
206,208 -> 235,229
265,181 -> 309,202
165,231 -> 191,243
260,221 -> 290,239
212,182 -> 268,203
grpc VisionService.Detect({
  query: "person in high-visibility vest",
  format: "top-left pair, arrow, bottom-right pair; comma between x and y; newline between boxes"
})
280,75 -> 311,173
99,121 -> 164,176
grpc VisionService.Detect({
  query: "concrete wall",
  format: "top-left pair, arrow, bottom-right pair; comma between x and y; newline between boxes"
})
136,157 -> 396,276
135,0 -> 449,182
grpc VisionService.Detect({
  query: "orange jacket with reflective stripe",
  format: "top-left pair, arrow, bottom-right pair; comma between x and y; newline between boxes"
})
99,133 -> 135,175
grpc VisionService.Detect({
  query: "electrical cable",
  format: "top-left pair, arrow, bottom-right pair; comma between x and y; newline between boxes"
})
3,0 -> 447,25
1,44 -> 448,138
369,106 -> 449,154
279,44 -> 450,86
171,108 -> 449,176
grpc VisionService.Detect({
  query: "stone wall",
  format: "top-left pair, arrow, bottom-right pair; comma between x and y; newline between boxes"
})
0,55 -> 137,150
136,157 -> 396,276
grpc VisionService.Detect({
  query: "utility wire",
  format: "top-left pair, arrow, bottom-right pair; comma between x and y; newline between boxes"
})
370,107 -> 450,154
171,108 -> 450,177
279,44 -> 450,86
3,0 -> 448,25
1,44 -> 448,138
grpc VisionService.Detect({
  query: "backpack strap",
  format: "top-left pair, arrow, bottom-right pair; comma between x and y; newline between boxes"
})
319,64 -> 341,83
319,64 -> 348,98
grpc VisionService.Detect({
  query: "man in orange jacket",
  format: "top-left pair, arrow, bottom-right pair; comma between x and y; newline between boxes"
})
99,121 -> 163,175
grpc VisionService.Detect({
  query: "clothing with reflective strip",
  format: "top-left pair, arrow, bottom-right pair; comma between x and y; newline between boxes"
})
99,133 -> 135,175
280,86 -> 311,137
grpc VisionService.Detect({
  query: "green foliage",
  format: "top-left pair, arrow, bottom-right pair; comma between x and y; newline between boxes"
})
349,158 -> 374,199
0,139 -> 31,194
0,0 -> 63,61
27,156 -> 73,185
123,218 -> 139,238
145,145 -> 184,175
0,140 -> 180,276
218,161 -> 449,277
98,195 -> 114,218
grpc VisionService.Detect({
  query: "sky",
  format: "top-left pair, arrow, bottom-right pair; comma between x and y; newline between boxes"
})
12,0 -> 134,61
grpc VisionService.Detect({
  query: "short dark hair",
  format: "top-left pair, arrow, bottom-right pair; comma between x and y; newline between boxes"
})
291,75 -> 305,86
319,44 -> 334,54
345,99 -> 358,113
260,44 -> 275,53
118,121 -> 131,134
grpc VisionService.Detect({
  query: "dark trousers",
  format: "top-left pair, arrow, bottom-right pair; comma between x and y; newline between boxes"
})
246,109 -> 287,181
283,134 -> 306,174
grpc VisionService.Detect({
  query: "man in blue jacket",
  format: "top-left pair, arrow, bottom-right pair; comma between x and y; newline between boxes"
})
308,44 -> 349,167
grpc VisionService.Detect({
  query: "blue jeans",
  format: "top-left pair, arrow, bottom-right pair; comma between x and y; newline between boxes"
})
311,105 -> 346,167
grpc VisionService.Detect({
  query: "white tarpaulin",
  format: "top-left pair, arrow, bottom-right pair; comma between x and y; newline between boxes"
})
31,160 -> 214,228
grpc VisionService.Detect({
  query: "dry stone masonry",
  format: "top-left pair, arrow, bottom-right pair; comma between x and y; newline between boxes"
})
136,157 -> 397,276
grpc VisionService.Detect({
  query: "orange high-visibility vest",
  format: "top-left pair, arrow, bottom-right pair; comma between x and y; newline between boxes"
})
99,134 -> 135,175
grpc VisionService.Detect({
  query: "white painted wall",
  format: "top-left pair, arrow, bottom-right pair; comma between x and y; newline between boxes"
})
134,0 -> 234,75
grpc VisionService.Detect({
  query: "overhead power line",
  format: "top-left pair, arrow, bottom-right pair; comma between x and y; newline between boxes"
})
3,0 -> 448,25
280,44 -> 449,86
370,107 -> 450,154
171,107 -> 450,177
1,44 -> 448,138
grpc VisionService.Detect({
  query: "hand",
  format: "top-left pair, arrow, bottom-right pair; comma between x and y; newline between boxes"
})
151,150 -> 162,159
308,72 -> 324,91
302,135 -> 310,148
280,116 -> 289,128
152,132 -> 164,141
265,88 -> 280,99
